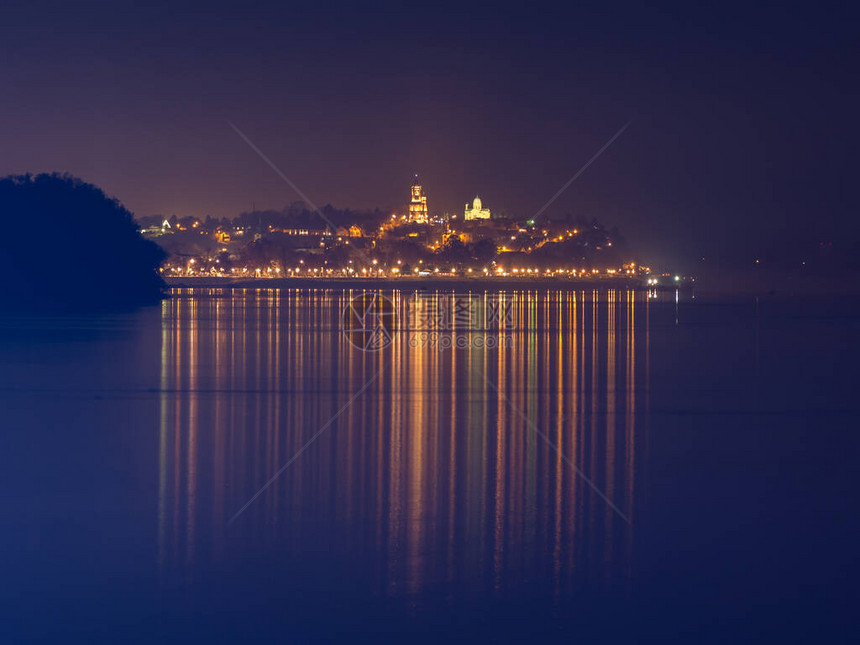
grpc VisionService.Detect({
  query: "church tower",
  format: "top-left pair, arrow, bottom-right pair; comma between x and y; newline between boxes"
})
408,175 -> 428,223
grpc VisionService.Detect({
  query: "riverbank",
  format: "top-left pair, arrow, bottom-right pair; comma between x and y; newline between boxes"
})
164,275 -> 659,291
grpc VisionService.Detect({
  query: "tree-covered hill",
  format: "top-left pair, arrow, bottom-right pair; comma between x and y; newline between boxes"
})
0,173 -> 165,310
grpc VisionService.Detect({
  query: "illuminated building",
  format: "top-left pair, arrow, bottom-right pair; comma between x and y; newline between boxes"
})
408,176 -> 428,223
464,195 -> 491,220
141,219 -> 173,238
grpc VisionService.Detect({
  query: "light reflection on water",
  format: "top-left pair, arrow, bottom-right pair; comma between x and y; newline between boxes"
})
156,288 -> 650,598
4,288 -> 859,640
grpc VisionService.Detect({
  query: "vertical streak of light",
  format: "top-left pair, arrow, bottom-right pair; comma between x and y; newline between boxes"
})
518,292 -> 535,574
447,326 -> 458,586
377,291 -> 392,568
172,296 -> 182,567
185,296 -> 198,574
252,292 -> 262,526
273,290 -> 281,527
265,290 -> 275,528
212,292 -> 226,558
625,290 -> 636,581
568,290 -> 579,576
568,291 -> 586,572
387,322 -> 403,595
535,291 -> 549,569
588,290 -> 599,557
605,290 -> 617,570
157,299 -> 170,574
407,293 -> 427,595
493,294 -> 507,592
237,290 -> 248,528
553,291 -> 564,595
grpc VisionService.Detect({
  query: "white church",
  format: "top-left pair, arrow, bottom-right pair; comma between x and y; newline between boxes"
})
464,196 -> 491,221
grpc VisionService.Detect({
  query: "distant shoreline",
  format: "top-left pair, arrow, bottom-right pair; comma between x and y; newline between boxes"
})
164,275 -> 673,291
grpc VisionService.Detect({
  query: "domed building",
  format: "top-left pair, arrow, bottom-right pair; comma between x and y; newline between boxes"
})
464,195 -> 491,220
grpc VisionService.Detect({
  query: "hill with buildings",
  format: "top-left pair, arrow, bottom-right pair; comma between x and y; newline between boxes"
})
142,180 -> 650,282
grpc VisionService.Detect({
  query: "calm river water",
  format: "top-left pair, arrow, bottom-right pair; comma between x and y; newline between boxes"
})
1,288 -> 857,641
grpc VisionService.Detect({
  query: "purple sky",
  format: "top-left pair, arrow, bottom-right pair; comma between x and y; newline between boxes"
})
2,1 -> 856,267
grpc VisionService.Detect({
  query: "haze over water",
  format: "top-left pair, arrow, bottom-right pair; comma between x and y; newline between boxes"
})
1,288 -> 857,641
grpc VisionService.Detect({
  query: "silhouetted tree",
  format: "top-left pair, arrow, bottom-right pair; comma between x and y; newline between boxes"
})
0,173 -> 166,310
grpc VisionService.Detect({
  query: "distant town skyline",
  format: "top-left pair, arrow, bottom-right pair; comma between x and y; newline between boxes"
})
2,2 -> 857,272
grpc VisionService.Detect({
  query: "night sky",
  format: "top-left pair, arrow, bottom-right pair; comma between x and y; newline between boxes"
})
2,1 -> 856,269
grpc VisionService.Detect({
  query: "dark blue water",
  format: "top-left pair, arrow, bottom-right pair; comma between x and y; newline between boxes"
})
1,289 -> 857,642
